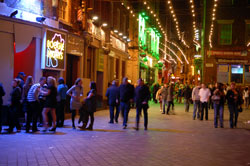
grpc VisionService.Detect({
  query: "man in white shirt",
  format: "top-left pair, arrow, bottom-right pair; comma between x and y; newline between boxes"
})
192,83 -> 201,120
198,84 -> 211,120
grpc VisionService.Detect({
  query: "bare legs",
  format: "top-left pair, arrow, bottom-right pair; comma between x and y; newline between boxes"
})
42,107 -> 56,130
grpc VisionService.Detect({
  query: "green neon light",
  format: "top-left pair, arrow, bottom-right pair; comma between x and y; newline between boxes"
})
139,13 -> 160,60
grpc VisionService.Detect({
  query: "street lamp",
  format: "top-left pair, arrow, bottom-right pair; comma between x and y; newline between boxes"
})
92,16 -> 98,20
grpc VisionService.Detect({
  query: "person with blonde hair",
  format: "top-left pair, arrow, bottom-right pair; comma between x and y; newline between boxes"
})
41,76 -> 57,132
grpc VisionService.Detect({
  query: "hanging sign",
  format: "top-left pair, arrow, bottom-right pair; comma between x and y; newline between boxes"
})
41,30 -> 66,70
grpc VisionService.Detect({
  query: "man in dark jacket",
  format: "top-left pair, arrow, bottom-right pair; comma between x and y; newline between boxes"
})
119,77 -> 134,129
106,80 -> 120,123
0,83 -> 5,133
183,85 -> 192,112
134,79 -> 150,130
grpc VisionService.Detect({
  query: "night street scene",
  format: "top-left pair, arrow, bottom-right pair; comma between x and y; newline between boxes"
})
0,0 -> 250,166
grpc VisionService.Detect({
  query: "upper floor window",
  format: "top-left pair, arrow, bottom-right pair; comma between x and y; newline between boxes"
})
220,0 -> 234,6
217,20 -> 234,45
59,0 -> 70,22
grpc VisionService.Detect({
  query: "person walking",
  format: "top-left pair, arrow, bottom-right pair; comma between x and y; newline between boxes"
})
105,80 -> 120,124
26,77 -> 46,133
243,86 -> 249,109
161,84 -> 168,114
67,78 -> 83,129
22,76 -> 33,128
8,78 -> 22,133
212,83 -> 225,128
199,84 -> 211,121
134,79 -> 150,130
41,76 -> 57,132
183,85 -> 192,112
56,77 -> 68,127
82,81 -> 97,130
156,86 -> 163,112
119,77 -> 134,129
166,83 -> 174,114
0,83 -> 5,133
192,83 -> 201,120
226,82 -> 240,128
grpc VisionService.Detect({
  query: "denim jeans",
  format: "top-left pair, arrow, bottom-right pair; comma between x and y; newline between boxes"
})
228,104 -> 238,128
213,103 -> 224,127
162,99 -> 168,114
167,101 -> 174,114
136,105 -> 148,129
109,105 -> 120,123
193,100 -> 200,119
200,102 -> 208,120
120,102 -> 130,126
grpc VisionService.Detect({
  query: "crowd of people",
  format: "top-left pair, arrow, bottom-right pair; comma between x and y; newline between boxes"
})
0,72 -> 97,133
155,81 -> 245,128
0,72 -> 247,133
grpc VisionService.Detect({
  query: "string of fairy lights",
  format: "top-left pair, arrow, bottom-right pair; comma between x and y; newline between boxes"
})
159,48 -> 177,64
189,0 -> 200,46
167,0 -> 189,48
209,0 -> 218,48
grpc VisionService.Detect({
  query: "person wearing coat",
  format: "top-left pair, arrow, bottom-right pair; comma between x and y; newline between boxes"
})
166,83 -> 174,114
134,79 -> 150,130
105,80 -> 120,123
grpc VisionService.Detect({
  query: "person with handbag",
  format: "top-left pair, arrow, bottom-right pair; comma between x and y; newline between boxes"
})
226,82 -> 239,128
212,83 -> 225,128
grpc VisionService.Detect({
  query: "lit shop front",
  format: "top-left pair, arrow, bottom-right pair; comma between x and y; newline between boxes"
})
138,13 -> 161,85
205,50 -> 250,85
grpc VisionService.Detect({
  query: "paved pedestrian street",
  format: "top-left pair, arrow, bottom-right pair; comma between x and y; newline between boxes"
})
1,103 -> 250,166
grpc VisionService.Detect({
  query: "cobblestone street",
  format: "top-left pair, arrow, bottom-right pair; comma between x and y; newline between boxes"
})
1,103 -> 250,166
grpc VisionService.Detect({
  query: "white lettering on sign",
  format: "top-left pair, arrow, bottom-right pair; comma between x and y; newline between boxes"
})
111,35 -> 125,52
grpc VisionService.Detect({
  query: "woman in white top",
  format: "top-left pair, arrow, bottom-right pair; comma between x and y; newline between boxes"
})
243,86 -> 249,109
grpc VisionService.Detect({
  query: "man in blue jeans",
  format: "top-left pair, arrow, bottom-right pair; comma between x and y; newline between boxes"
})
106,80 -> 120,123
119,77 -> 134,129
134,79 -> 150,130
192,83 -> 201,120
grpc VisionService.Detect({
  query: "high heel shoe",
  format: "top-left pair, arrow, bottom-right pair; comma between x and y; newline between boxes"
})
49,127 -> 56,132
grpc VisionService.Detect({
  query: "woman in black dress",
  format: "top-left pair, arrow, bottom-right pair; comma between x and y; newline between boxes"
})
42,76 -> 57,132
83,81 -> 97,130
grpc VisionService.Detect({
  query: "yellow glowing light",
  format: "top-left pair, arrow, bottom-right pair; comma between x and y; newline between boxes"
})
127,6 -> 130,9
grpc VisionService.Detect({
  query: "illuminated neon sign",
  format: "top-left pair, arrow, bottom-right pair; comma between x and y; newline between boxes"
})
42,30 -> 66,70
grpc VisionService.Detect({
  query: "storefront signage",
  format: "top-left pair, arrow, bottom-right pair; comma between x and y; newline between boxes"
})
207,50 -> 243,56
111,35 -> 125,52
217,59 -> 248,64
205,63 -> 214,67
41,30 -> 66,70
87,19 -> 105,41
67,34 -> 84,56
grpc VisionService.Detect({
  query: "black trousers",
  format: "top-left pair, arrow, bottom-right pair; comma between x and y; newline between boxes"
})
56,100 -> 66,126
85,112 -> 94,128
26,101 -> 39,132
136,105 -> 148,128
200,102 -> 208,120
109,105 -> 120,123
167,101 -> 174,114
0,104 -> 2,131
9,105 -> 21,131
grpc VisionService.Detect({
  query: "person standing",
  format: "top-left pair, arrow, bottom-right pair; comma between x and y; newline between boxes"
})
105,80 -> 120,124
0,83 -> 5,133
166,83 -> 174,114
16,72 -> 26,90
134,79 -> 150,130
8,79 -> 22,133
67,78 -> 83,129
56,77 -> 68,127
212,83 -> 225,128
183,85 -> 192,112
192,83 -> 201,120
41,76 -> 57,132
226,82 -> 240,128
161,84 -> 168,114
38,82 -> 47,127
243,86 -> 249,109
156,86 -> 163,112
83,82 -> 97,130
119,77 -> 134,129
26,77 -> 46,133
22,76 -> 33,128
199,84 -> 211,121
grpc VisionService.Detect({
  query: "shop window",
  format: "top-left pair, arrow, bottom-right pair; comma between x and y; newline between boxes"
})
246,23 -> 250,45
245,65 -> 250,84
219,24 -> 232,45
59,0 -> 69,22
217,65 -> 229,84
231,65 -> 243,84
